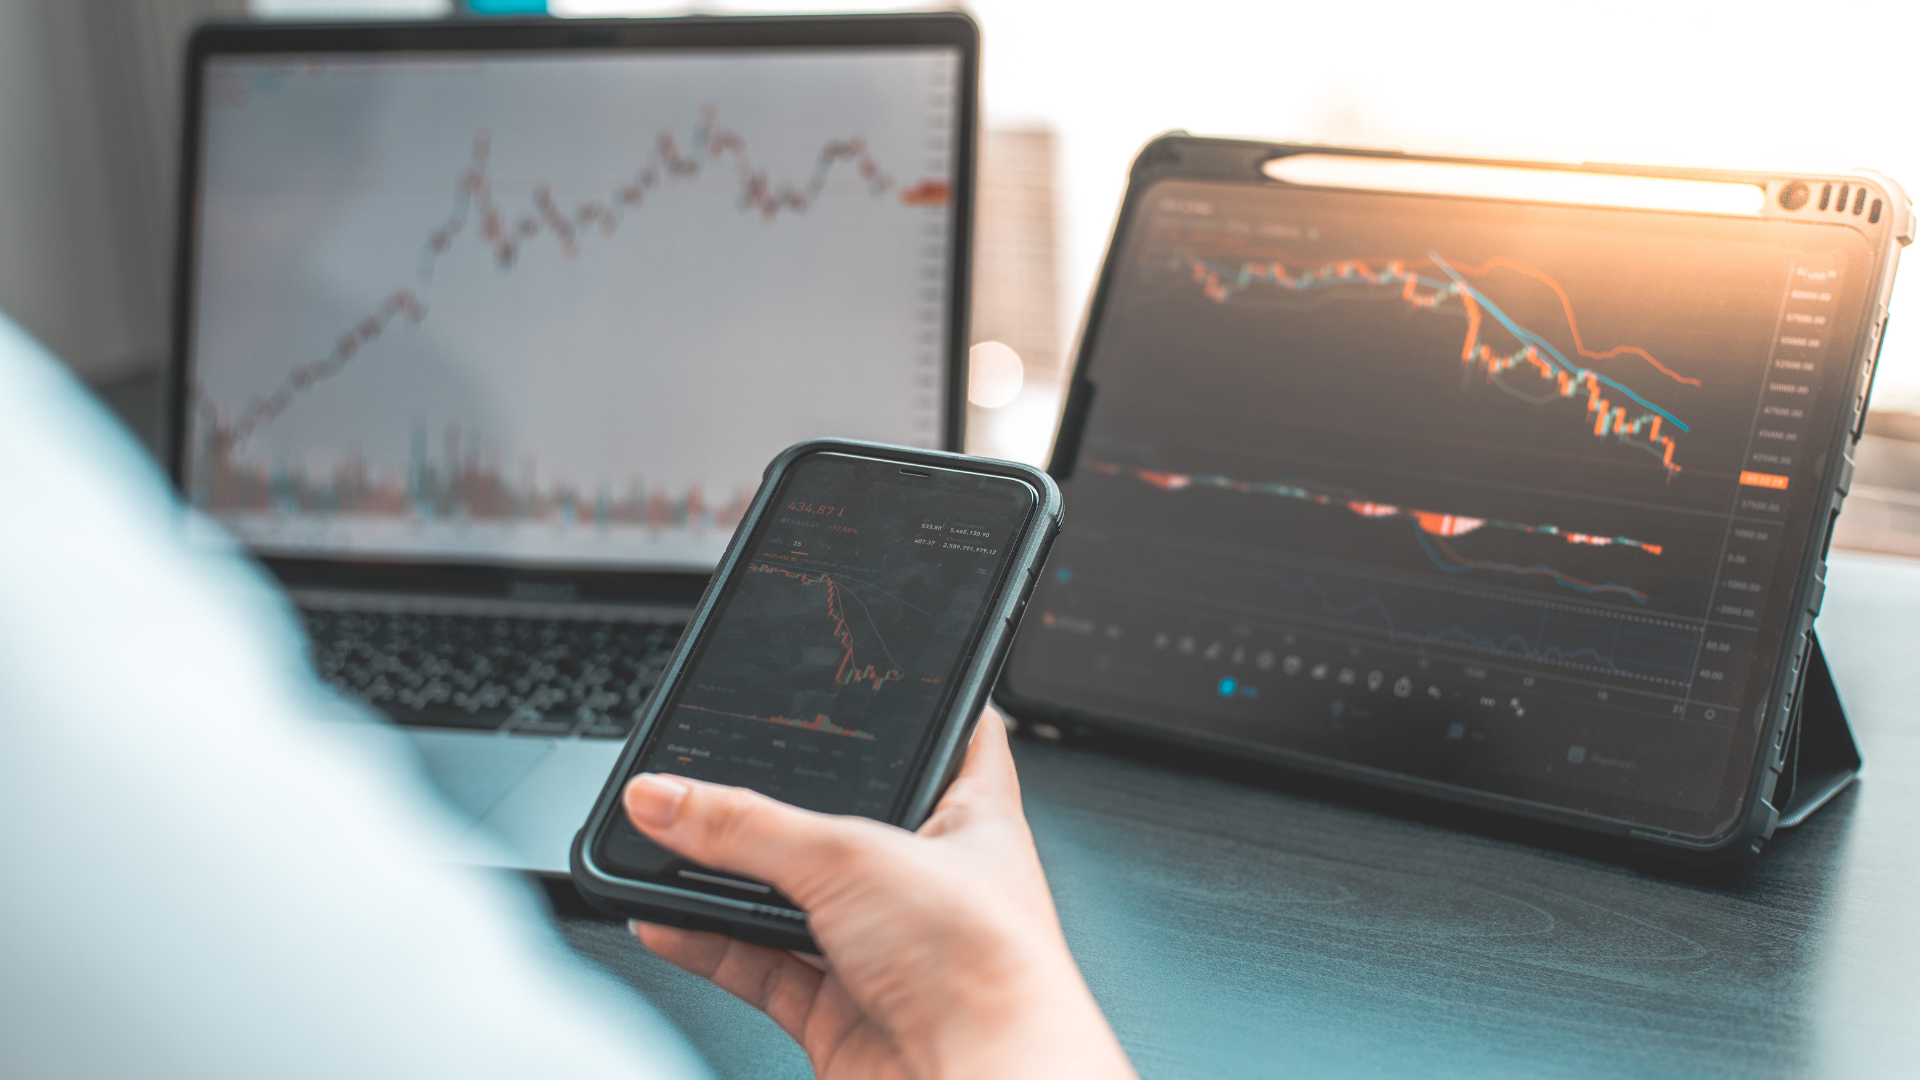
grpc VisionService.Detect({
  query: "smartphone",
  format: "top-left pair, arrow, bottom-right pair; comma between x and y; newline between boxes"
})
571,440 -> 1062,950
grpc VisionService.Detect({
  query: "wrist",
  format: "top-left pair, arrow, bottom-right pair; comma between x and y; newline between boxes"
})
911,934 -> 1133,1080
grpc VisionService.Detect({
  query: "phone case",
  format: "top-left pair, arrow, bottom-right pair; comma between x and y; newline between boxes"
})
572,439 -> 1062,950
995,135 -> 1908,865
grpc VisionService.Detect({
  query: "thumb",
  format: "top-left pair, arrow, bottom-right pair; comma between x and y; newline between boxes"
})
623,773 -> 897,905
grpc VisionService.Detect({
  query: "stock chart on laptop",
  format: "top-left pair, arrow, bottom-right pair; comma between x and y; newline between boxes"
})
184,47 -> 961,570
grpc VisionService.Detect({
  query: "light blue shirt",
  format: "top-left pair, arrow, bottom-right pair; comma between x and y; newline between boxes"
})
0,312 -> 707,1079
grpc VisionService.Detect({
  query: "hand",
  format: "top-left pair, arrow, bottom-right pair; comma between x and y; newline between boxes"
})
620,706 -> 1137,1080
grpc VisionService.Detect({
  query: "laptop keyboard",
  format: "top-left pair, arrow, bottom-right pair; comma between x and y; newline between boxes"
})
302,609 -> 684,739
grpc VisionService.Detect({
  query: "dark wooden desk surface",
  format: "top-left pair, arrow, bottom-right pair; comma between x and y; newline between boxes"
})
552,551 -> 1920,1079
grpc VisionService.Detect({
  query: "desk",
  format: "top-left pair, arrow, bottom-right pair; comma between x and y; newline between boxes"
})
551,551 -> 1920,1079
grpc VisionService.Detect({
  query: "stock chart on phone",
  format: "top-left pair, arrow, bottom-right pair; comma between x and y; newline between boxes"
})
184,49 -> 961,569
632,455 -> 1032,817
1006,179 -> 1871,824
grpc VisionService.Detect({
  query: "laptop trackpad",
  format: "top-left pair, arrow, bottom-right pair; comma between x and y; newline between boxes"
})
408,732 -> 554,825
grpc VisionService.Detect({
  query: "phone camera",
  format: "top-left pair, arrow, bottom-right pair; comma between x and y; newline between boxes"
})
1778,181 -> 1810,211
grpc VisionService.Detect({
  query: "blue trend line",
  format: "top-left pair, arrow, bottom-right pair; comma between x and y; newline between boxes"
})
1412,529 -> 1649,605
1190,252 -> 1692,435
1426,253 -> 1689,433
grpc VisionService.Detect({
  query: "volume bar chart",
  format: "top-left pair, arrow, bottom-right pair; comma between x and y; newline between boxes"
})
197,418 -> 753,533
676,702 -> 877,741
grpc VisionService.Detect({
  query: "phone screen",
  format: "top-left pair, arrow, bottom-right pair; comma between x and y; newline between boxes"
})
595,452 -> 1036,885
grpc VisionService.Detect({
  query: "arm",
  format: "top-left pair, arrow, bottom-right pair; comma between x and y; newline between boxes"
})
621,707 -> 1138,1080
0,314 -> 706,1080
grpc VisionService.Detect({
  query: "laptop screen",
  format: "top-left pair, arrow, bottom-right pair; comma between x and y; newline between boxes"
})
181,44 -> 962,572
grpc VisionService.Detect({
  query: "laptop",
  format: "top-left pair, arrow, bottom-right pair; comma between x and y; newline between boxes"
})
166,13 -> 980,873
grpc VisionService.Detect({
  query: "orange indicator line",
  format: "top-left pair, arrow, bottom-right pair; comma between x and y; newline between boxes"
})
1449,255 -> 1703,386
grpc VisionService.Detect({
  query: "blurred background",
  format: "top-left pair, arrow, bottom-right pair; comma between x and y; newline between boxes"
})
5,0 -> 1918,555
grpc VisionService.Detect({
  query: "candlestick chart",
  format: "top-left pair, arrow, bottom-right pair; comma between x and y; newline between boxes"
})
1172,249 -> 1697,478
187,47 -> 959,572
746,560 -> 911,693
201,105 -> 925,462
193,107 -> 928,527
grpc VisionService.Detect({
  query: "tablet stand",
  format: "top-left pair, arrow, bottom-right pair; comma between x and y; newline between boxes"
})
1775,631 -> 1863,828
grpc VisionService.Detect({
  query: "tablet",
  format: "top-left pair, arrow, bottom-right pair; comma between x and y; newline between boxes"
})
997,137 -> 1907,860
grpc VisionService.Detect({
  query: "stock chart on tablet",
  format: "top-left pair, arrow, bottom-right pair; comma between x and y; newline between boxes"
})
183,48 -> 960,569
1006,178 -> 1872,824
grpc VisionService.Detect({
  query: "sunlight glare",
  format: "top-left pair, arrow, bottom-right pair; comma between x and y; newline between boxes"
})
1264,156 -> 1766,216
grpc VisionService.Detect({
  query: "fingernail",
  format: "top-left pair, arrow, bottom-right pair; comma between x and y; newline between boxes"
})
626,919 -> 646,936
624,773 -> 690,829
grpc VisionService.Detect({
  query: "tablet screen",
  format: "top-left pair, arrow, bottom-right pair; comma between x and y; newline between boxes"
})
1004,176 -> 1875,836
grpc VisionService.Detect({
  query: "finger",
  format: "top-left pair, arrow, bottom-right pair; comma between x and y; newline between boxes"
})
622,774 -> 897,903
630,920 -> 827,1044
961,705 -> 1021,799
917,705 -> 1024,837
788,950 -> 831,973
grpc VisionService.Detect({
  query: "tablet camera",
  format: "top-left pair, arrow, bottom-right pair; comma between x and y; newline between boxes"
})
1778,180 -> 1811,211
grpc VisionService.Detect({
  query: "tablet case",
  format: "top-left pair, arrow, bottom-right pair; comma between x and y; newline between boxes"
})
1631,630 -> 1861,860
1001,135 -> 1897,865
1771,632 -> 1860,829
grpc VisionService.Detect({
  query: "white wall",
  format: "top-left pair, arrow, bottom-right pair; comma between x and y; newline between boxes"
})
0,1 -> 126,378
563,0 -> 1920,415
0,0 -> 243,381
